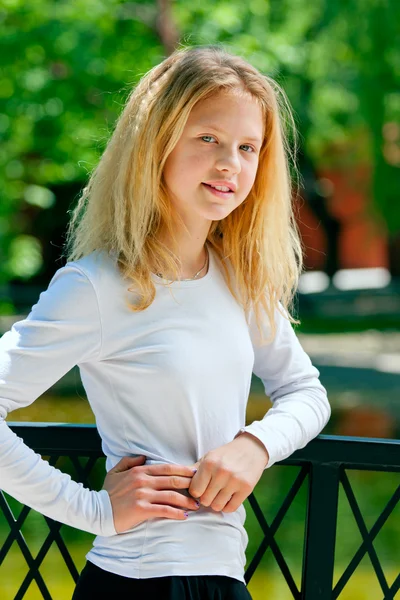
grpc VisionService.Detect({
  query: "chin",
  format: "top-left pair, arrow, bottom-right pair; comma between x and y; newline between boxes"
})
201,205 -> 236,221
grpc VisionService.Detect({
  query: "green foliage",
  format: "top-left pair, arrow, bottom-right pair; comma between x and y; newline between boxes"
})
0,0 -> 164,281
1,0 -> 399,284
173,0 -> 400,229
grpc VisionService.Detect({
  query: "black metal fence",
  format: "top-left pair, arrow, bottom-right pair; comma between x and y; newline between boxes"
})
1,425 -> 399,599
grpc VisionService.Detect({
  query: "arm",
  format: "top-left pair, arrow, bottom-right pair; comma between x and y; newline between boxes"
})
188,301 -> 330,511
0,264 -> 116,536
235,301 -> 331,469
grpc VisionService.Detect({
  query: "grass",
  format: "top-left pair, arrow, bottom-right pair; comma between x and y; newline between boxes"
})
2,550 -> 398,600
1,466 -> 398,599
3,392 -> 399,598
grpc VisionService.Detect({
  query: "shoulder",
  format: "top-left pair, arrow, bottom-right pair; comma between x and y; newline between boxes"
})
43,250 -> 122,310
57,250 -> 122,292
65,249 -> 117,279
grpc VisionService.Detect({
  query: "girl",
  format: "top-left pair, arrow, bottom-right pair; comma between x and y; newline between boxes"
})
0,45 -> 330,599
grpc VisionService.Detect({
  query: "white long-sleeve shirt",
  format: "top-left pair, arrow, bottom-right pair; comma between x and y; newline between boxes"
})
0,246 -> 330,583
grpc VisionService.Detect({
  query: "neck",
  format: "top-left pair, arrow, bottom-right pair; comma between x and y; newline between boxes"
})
157,221 -> 211,280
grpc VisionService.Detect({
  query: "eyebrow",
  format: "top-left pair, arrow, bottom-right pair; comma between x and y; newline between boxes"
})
195,123 -> 263,144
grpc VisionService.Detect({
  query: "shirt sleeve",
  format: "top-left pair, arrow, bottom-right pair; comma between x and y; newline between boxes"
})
0,263 -> 117,537
236,301 -> 331,469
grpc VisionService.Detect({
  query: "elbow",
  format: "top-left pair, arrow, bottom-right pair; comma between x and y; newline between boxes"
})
306,377 -> 331,431
320,386 -> 331,429
310,386 -> 331,435
306,381 -> 331,431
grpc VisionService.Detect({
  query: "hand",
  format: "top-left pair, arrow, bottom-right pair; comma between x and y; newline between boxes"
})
102,456 -> 199,533
188,433 -> 269,513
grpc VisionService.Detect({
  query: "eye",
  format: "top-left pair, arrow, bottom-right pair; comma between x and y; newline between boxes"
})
240,144 -> 255,153
200,136 -> 256,153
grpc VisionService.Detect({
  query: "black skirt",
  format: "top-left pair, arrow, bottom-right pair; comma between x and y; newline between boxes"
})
71,560 -> 253,600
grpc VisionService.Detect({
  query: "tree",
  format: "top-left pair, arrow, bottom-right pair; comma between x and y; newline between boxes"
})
1,0 -> 399,294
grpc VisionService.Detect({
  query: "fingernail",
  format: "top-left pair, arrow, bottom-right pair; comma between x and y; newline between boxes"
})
184,512 -> 189,518
192,469 -> 197,473
195,500 -> 200,507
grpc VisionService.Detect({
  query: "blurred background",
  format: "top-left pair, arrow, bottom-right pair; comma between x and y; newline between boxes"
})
0,1 -> 399,599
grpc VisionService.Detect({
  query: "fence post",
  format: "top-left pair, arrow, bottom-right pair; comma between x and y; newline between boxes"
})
301,463 -> 340,599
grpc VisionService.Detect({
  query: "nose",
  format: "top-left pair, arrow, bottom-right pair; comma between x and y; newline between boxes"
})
215,146 -> 241,174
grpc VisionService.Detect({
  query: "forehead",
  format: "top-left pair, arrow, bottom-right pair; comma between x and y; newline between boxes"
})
186,89 -> 264,141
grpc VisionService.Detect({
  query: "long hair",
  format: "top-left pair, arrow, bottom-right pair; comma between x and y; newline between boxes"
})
64,44 -> 303,342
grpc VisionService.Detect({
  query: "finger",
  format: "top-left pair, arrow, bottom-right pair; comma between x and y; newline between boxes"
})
188,467 -> 212,500
150,475 -> 194,491
209,489 -> 235,512
197,484 -> 222,507
149,490 -> 200,511
112,455 -> 146,473
145,504 -> 192,521
193,468 -> 232,506
221,492 -> 242,513
142,463 -> 197,478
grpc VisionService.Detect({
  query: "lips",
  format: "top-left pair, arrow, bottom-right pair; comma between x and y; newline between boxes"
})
202,183 -> 233,193
201,183 -> 235,201
202,181 -> 237,192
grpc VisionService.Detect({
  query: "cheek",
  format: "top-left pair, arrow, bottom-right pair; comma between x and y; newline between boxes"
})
164,152 -> 205,190
182,152 -> 207,176
241,161 -> 258,192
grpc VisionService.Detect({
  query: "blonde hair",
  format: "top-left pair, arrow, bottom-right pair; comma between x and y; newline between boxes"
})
64,44 -> 303,342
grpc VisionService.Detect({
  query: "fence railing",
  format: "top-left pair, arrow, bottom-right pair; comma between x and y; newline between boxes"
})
1,425 -> 399,600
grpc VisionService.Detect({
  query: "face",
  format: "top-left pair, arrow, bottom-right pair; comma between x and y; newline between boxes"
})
162,89 -> 264,228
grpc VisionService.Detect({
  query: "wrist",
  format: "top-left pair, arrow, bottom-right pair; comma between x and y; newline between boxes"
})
234,430 -> 270,467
